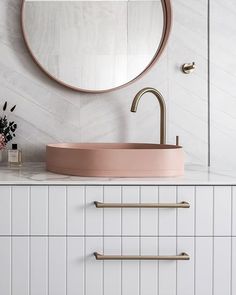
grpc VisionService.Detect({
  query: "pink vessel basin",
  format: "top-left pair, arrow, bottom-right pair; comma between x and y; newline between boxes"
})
46,143 -> 184,177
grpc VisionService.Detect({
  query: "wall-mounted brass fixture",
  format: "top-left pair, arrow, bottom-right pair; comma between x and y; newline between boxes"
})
131,87 -> 166,144
182,62 -> 195,74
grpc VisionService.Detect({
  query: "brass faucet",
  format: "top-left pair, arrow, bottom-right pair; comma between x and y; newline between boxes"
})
130,87 -> 166,144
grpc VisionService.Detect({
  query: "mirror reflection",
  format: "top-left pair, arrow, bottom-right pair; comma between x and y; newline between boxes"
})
22,0 -> 164,92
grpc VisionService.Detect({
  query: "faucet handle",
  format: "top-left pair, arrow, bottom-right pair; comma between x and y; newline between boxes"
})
176,136 -> 179,146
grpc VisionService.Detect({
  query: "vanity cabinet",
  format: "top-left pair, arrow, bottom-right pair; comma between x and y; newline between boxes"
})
0,185 -> 234,237
0,185 -> 235,295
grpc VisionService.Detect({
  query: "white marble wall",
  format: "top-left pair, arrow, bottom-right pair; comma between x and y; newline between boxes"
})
210,0 -> 236,169
0,0 -> 208,164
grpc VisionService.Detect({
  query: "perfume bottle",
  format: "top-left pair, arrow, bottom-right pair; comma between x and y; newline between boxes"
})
8,144 -> 22,166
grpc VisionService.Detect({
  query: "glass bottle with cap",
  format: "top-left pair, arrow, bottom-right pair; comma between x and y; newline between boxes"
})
8,144 -> 22,166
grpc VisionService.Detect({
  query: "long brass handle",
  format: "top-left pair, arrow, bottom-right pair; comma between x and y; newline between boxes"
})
94,201 -> 190,209
94,252 -> 190,261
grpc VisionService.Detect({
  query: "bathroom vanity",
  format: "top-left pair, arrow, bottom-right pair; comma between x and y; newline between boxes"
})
0,163 -> 235,295
0,0 -> 229,294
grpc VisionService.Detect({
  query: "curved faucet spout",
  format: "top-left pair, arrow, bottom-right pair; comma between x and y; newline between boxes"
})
130,87 -> 166,144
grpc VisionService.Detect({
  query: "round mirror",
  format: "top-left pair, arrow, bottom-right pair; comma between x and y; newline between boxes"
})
21,0 -> 171,93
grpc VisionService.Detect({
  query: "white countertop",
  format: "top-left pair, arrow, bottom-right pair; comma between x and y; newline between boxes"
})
0,163 -> 235,185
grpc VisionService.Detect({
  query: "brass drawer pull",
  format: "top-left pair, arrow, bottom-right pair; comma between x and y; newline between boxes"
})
94,201 -> 190,209
94,252 -> 190,261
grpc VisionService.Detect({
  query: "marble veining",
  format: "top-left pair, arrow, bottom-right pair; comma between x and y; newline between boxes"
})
0,162 -> 236,185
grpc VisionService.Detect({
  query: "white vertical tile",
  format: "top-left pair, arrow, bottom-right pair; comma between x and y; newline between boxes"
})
48,237 -> 66,295
232,187 -> 236,236
12,237 -> 29,295
0,237 -> 11,295
177,186 -> 195,236
103,186 -> 122,236
140,186 -> 159,236
12,186 -> 30,235
195,237 -> 213,295
213,237 -> 231,295
103,237 -> 121,295
177,237 -> 194,295
30,186 -> 48,235
195,186 -> 214,236
122,237 -> 139,295
49,186 -> 67,235
158,237 -> 176,295
122,186 -> 140,236
30,237 -> 48,295
67,186 -> 85,236
232,237 -> 236,295
85,237 -> 103,295
159,187 -> 177,236
140,237 -> 158,295
214,186 -> 232,236
0,186 -> 11,235
85,186 -> 104,235
67,237 -> 84,295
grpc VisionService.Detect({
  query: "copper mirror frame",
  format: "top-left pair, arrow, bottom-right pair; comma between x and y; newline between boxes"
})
21,0 -> 172,94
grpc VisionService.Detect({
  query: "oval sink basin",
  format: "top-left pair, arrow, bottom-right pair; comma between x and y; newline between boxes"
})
46,143 -> 184,177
